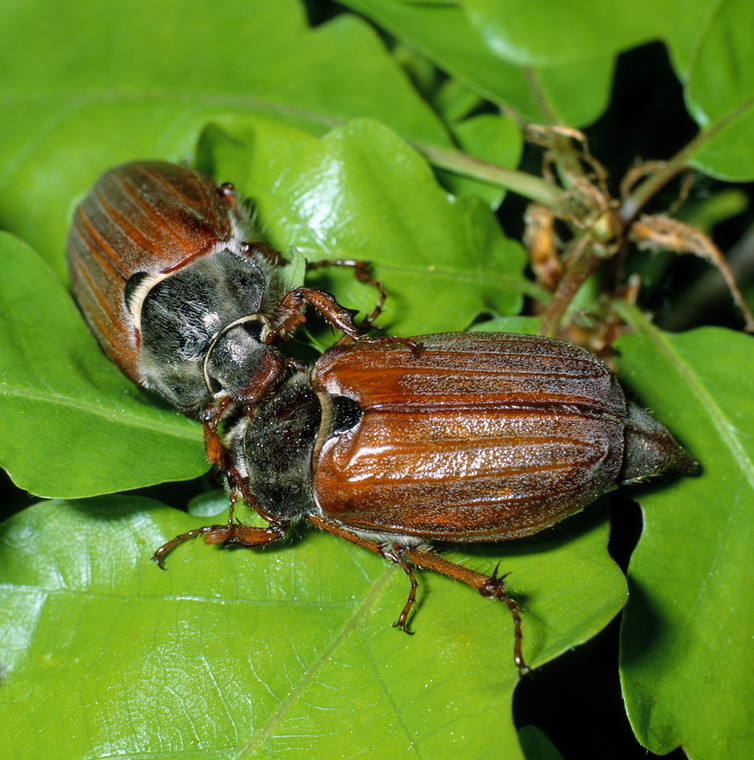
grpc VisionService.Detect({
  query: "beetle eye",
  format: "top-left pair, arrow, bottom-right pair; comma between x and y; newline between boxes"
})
236,319 -> 266,343
206,373 -> 223,395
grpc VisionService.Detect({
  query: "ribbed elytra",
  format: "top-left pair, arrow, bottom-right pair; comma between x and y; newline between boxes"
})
155,332 -> 698,675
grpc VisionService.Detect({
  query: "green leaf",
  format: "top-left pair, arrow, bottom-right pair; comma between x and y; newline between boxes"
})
683,0 -> 754,126
677,188 -> 749,235
0,0 -> 449,281
0,233 -> 206,498
0,116 -> 526,497
614,309 -> 754,759
0,497 -> 626,759
201,117 -> 529,334
682,0 -> 754,179
519,725 -> 566,760
441,114 -> 524,207
459,0 -> 695,66
340,0 -> 614,126
472,315 -> 543,335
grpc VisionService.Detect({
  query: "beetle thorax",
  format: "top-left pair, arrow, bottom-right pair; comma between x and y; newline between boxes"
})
134,248 -> 276,410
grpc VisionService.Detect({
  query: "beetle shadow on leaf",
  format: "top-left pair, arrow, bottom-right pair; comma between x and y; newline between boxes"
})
446,503 -> 610,562
617,577 -> 665,667
63,495 -> 165,522
621,463 -> 701,503
432,503 -> 613,609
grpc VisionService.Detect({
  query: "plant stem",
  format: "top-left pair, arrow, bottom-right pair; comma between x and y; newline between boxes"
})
618,152 -> 689,224
416,143 -> 565,208
620,96 -> 754,222
537,240 -> 606,336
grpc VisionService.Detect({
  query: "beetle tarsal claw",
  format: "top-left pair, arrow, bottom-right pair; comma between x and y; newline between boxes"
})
479,574 -> 530,676
376,544 -> 420,634
391,619 -> 415,635
151,524 -> 229,569
481,568 -> 511,595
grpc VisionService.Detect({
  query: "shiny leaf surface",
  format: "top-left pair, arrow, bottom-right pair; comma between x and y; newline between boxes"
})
0,234 -> 206,497
0,497 -> 625,759
616,309 -> 754,759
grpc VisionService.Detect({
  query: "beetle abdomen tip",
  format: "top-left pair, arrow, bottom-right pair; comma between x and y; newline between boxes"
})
620,402 -> 699,484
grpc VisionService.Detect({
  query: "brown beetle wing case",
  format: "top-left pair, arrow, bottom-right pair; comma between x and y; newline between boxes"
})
66,161 -> 232,383
311,333 -> 627,541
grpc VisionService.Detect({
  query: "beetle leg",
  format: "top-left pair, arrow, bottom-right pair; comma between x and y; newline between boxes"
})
307,514 -> 529,675
305,259 -> 386,331
267,287 -> 364,343
304,261 -> 421,351
284,357 -> 308,374
202,409 -> 249,499
399,547 -> 530,676
201,407 -> 280,525
240,240 -> 284,267
306,516 -> 418,631
152,522 -> 286,569
378,544 -> 418,634
268,279 -> 418,352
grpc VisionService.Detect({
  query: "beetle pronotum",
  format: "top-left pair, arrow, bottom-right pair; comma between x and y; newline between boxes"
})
66,161 -> 387,474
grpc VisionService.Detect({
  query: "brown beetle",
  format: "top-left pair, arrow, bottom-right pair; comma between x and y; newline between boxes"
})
66,161 -> 382,470
154,331 -> 697,674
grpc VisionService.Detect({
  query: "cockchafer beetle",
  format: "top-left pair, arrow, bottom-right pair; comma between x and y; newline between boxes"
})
66,161 -> 383,471
153,331 -> 698,675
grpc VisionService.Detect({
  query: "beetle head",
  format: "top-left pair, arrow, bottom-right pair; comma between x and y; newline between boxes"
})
203,314 -> 283,405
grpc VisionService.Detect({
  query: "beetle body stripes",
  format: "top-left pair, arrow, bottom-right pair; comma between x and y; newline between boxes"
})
179,331 -> 696,673
66,161 -> 282,412
67,162 -> 697,674
66,161 -> 374,420
230,332 -> 693,543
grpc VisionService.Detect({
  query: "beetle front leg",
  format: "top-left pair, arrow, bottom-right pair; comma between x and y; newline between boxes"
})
152,512 -> 288,569
267,287 -> 364,343
201,409 -> 254,507
268,284 -> 419,353
152,465 -> 289,569
305,258 -> 386,331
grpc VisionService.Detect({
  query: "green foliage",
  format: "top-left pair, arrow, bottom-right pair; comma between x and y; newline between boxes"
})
615,312 -> 754,760
0,1 -> 753,758
0,235 -> 207,497
201,116 -> 528,334
0,497 -> 622,759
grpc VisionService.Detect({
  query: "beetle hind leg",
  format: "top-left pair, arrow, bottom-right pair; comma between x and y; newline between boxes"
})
480,567 -> 529,676
307,514 -> 530,675
400,547 -> 530,676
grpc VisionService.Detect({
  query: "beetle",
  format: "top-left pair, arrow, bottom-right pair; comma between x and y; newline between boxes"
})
66,160 -> 383,470
153,331 -> 698,674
